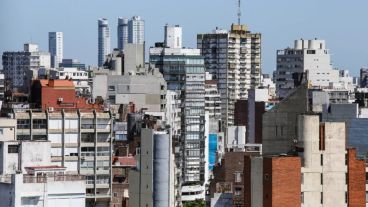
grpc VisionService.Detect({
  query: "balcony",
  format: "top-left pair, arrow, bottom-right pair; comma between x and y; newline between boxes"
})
23,175 -> 84,183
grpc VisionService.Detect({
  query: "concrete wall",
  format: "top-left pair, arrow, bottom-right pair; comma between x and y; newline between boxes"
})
0,119 -> 16,141
299,115 -> 347,207
20,141 -> 51,173
250,157 -> 263,207
93,74 -> 166,112
124,44 -> 144,75
226,126 -> 246,149
262,84 -> 308,155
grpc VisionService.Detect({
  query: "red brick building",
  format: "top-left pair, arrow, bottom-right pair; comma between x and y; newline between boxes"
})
30,79 -> 102,110
111,156 -> 136,207
210,151 -> 259,207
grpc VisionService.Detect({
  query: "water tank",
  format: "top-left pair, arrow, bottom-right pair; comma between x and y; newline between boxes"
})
294,40 -> 303,50
153,132 -> 170,207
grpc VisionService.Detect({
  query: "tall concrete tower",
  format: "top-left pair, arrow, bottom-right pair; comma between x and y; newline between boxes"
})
98,18 -> 111,67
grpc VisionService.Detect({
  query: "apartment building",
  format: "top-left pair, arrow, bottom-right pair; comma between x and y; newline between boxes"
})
48,32 -> 63,68
92,67 -> 166,112
2,43 -> 50,91
150,25 -> 207,202
98,18 -> 111,67
275,39 -> 339,99
11,109 -> 113,207
197,24 -> 261,128
205,73 -> 221,121
0,141 -> 85,207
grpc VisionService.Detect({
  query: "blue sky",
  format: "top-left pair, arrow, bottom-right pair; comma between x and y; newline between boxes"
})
1,0 -> 368,75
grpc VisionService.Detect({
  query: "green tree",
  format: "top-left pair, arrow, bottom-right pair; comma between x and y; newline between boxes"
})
183,199 -> 205,207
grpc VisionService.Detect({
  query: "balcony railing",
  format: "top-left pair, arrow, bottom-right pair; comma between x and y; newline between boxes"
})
23,175 -> 85,183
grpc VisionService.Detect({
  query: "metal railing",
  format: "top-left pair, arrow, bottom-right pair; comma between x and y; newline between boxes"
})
23,175 -> 85,183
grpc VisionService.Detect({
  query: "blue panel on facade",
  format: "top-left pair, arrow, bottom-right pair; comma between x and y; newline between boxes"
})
209,134 -> 217,170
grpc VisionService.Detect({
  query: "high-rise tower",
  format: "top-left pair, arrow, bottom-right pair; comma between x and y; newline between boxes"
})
48,32 -> 63,68
117,17 -> 128,50
128,16 -> 145,45
98,18 -> 111,67
197,24 -> 262,129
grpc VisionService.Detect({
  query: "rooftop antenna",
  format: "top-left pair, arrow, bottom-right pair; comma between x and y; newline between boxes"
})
237,0 -> 241,25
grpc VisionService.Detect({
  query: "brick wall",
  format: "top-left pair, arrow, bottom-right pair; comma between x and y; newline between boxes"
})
347,148 -> 366,207
263,157 -> 301,207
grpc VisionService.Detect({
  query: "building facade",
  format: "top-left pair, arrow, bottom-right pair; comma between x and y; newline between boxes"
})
48,32 -> 64,68
117,18 -> 129,50
197,24 -> 262,128
150,26 -> 207,201
49,67 -> 90,95
2,43 -> 50,91
11,110 -> 113,207
92,68 -> 166,112
275,39 -> 339,99
129,128 -> 175,207
246,115 -> 366,207
127,16 -> 144,45
98,18 -> 111,67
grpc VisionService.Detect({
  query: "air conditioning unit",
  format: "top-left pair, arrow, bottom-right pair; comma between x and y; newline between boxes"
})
57,98 -> 63,102
48,107 -> 54,112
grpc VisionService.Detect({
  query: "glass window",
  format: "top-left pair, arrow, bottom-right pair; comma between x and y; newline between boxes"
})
108,86 -> 115,91
8,145 -> 19,153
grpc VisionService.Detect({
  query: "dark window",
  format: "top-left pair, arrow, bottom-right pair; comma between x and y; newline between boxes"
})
345,191 -> 348,203
301,192 -> 304,204
321,154 -> 323,166
17,135 -> 31,140
17,119 -> 30,129
108,86 -> 115,91
33,135 -> 47,141
8,145 -> 19,153
321,173 -> 323,185
109,95 -> 116,104
33,119 -> 47,129
321,192 -> 323,204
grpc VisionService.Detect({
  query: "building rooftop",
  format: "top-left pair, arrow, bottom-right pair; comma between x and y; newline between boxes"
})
113,156 -> 136,167
39,79 -> 75,88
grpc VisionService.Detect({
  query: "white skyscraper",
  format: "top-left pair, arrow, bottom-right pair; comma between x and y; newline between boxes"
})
48,32 -> 63,68
98,18 -> 111,67
117,17 -> 128,50
128,16 -> 144,44
275,39 -> 339,98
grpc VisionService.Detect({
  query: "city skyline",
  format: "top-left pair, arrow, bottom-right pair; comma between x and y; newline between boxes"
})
1,0 -> 368,75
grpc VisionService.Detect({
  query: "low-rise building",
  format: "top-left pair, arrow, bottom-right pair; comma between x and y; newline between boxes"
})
49,67 -> 90,95
0,167 -> 85,207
